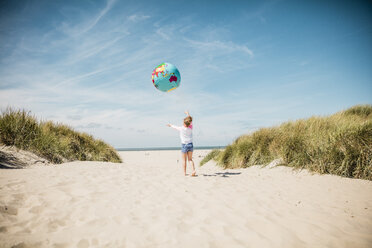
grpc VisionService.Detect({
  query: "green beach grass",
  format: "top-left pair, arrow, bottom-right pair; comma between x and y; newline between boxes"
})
0,108 -> 122,164
201,105 -> 372,180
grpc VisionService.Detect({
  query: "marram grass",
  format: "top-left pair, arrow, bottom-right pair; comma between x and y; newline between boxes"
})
200,149 -> 221,166
0,108 -> 122,164
203,105 -> 372,180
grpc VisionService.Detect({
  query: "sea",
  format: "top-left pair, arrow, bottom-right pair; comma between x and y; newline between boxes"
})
116,146 -> 225,151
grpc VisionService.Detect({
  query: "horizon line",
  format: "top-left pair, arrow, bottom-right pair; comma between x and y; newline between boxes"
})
116,145 -> 226,151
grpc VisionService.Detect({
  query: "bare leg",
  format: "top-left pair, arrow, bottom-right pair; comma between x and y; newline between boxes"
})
182,152 -> 187,176
187,151 -> 196,176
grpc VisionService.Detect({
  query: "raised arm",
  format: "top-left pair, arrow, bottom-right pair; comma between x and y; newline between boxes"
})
167,124 -> 182,131
184,110 -> 190,117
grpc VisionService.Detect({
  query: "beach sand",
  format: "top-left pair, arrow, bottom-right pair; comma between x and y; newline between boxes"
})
0,150 -> 371,248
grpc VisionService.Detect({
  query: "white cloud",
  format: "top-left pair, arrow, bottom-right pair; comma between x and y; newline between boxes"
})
85,0 -> 117,32
127,14 -> 150,22
185,39 -> 254,57
56,0 -> 116,37
155,28 -> 170,40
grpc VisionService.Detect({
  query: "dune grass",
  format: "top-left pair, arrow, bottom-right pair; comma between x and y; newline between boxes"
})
0,108 -> 122,164
200,149 -> 221,166
203,105 -> 372,180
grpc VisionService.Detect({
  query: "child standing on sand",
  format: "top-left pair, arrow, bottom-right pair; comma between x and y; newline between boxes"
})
167,111 -> 196,176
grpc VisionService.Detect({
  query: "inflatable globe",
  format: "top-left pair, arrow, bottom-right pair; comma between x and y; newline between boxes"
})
152,62 -> 181,92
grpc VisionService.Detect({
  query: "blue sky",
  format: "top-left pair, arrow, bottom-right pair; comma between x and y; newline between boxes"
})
0,0 -> 371,148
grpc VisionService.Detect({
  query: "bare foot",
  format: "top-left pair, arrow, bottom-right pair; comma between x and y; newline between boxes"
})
191,171 -> 196,177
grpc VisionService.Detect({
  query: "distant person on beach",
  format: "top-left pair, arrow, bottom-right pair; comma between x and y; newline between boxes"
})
167,111 -> 196,176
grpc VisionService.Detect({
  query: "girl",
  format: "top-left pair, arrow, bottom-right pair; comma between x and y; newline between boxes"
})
167,111 -> 196,176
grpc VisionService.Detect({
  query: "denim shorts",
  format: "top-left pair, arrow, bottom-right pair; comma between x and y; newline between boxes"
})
181,143 -> 193,153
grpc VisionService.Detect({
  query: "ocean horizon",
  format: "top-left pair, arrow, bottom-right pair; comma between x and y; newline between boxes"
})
116,146 -> 226,151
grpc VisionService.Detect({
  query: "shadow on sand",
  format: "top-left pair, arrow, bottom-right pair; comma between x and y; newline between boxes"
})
0,151 -> 26,169
202,172 -> 242,178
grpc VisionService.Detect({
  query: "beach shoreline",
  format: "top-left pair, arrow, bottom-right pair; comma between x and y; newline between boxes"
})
0,150 -> 371,248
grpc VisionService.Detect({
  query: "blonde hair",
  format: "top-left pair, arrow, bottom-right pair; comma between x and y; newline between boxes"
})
184,116 -> 192,127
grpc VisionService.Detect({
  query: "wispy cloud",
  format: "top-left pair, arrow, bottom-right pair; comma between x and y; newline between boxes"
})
155,28 -> 171,40
57,0 -> 117,37
127,14 -> 150,22
185,39 -> 254,57
84,0 -> 117,33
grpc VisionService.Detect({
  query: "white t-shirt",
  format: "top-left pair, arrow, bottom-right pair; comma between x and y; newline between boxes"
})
170,124 -> 193,144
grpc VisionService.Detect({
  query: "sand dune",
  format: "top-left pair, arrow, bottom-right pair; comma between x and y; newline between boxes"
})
0,150 -> 371,248
0,145 -> 51,169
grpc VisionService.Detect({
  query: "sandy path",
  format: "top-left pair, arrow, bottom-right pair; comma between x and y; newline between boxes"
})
0,150 -> 371,248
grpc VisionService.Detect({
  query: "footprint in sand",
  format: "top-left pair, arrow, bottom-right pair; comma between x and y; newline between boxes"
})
10,193 -> 26,206
91,239 -> 99,246
47,218 -> 67,232
11,241 -> 43,248
14,226 -> 32,235
29,205 -> 44,214
52,243 -> 69,248
77,239 -> 89,248
0,226 -> 8,233
0,205 -> 18,215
